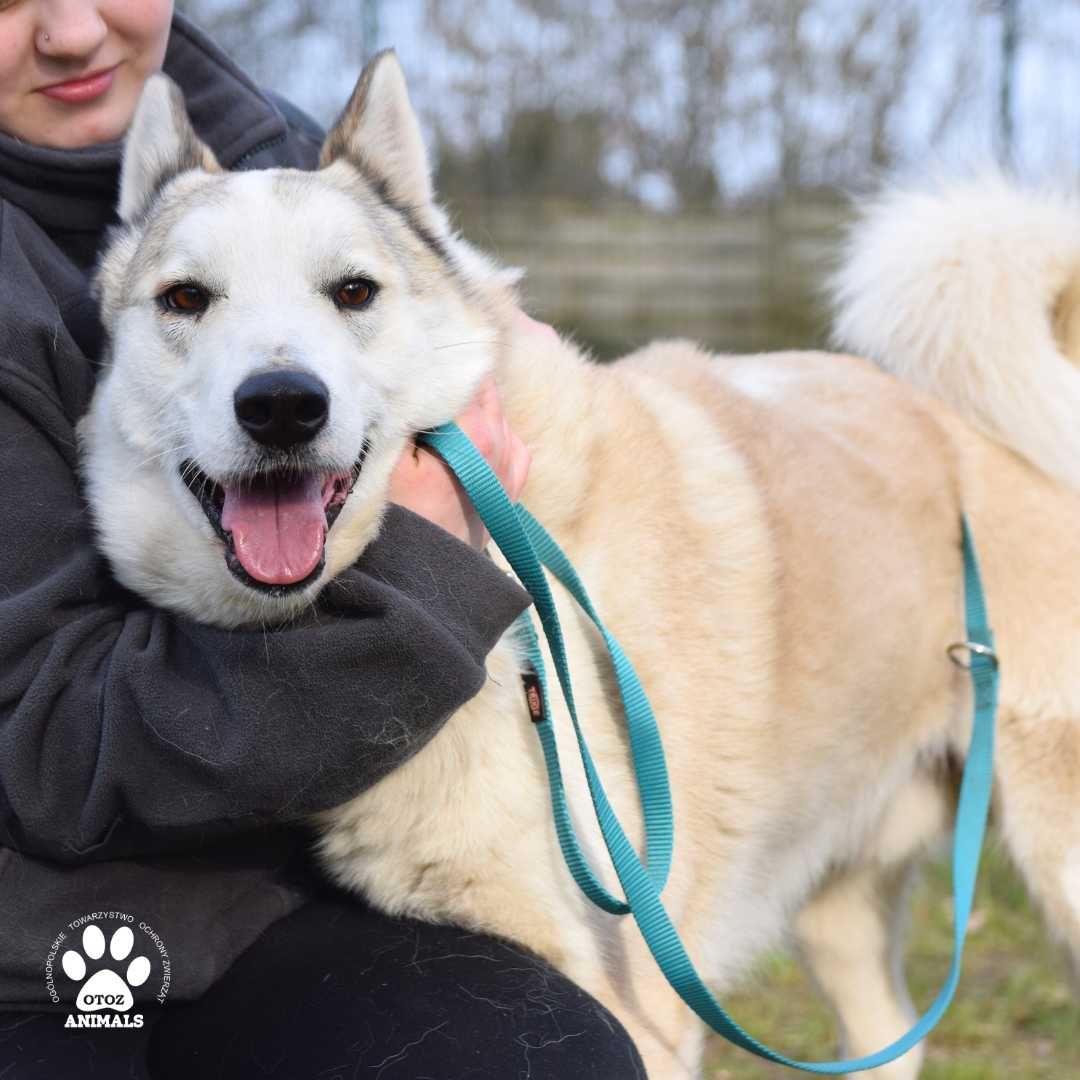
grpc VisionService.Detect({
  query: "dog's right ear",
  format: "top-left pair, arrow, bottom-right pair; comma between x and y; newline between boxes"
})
319,51 -> 436,216
118,74 -> 221,224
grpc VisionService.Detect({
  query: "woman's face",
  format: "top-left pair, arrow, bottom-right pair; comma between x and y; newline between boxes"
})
0,0 -> 174,149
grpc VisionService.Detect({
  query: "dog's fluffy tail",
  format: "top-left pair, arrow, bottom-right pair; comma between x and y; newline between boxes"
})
830,175 -> 1080,489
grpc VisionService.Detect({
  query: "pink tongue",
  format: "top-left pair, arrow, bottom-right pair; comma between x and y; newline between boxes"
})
221,474 -> 327,585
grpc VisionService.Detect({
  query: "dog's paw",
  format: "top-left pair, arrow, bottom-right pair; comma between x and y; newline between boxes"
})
61,924 -> 151,1012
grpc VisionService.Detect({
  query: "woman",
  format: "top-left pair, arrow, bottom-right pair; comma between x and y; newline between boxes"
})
0,3 -> 644,1076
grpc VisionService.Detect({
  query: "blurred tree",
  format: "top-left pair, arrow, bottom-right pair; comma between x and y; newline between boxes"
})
176,0 -> 373,122
436,108 -> 617,202
997,0 -> 1019,165
178,0 -> 321,67
424,0 -> 736,204
422,0 -> 993,203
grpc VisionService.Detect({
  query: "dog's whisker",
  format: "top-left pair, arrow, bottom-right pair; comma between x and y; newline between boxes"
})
433,339 -> 497,351
133,438 -> 189,471
179,460 -> 204,487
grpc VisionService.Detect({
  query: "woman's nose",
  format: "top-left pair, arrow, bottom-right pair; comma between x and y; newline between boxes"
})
36,0 -> 109,61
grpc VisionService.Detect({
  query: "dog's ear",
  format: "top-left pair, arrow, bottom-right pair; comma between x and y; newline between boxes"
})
320,50 -> 436,215
118,74 -> 221,224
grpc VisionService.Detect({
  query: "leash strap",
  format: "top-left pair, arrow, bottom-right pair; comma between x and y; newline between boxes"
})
419,423 -> 674,913
418,422 -> 999,1073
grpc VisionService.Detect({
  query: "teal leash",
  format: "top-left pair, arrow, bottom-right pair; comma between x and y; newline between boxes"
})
418,422 -> 999,1073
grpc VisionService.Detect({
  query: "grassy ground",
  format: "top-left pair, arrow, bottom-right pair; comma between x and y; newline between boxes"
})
703,846 -> 1079,1078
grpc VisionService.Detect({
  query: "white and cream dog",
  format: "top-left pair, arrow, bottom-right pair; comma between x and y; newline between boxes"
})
79,54 -> 1080,1079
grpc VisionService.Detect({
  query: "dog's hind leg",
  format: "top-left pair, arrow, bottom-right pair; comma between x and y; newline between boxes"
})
992,709 -> 1080,989
793,767 -> 952,1080
795,858 -> 924,1080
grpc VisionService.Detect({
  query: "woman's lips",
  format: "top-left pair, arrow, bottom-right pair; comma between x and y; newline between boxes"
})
39,65 -> 118,104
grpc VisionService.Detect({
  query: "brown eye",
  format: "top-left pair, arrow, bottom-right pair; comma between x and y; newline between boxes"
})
159,284 -> 209,314
335,278 -> 376,309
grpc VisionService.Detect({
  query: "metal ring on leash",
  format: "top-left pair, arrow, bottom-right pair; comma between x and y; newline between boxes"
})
947,640 -> 999,670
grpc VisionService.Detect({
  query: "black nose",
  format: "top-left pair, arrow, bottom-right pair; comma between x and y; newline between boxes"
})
233,369 -> 329,450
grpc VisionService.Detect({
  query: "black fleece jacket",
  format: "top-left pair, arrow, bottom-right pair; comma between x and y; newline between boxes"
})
0,14 -> 531,1006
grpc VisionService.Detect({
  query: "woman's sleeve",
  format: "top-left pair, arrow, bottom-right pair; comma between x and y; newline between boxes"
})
0,374 -> 532,865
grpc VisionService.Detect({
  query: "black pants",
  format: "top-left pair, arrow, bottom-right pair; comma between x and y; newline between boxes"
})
0,885 -> 646,1079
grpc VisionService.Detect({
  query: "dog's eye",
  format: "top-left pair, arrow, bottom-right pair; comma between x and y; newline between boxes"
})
334,278 -> 376,310
159,284 -> 209,315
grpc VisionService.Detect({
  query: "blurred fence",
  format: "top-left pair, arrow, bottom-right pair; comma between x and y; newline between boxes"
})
450,196 -> 851,361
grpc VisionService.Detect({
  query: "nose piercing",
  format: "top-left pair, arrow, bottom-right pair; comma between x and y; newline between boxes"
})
41,31 -> 50,42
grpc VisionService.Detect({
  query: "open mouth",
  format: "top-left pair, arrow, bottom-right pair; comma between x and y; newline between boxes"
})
179,441 -> 369,595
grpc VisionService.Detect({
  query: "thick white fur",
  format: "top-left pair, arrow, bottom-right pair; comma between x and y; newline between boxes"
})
831,175 -> 1080,490
81,66 -> 1080,1080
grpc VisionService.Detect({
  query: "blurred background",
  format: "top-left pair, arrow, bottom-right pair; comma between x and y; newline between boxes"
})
176,0 -> 1080,360
176,1 -> 1080,1075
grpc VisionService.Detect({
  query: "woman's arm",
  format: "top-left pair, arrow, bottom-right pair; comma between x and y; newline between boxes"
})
0,377 -> 531,865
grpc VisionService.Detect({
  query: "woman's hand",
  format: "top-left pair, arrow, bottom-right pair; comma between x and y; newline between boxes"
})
389,373 -> 532,550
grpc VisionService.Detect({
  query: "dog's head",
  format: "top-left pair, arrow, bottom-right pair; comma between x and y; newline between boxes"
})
81,52 -> 517,628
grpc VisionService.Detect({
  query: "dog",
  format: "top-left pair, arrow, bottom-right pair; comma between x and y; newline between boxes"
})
78,54 -> 1080,1079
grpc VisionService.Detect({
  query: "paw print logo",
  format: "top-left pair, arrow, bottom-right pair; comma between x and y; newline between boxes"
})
61,924 -> 151,1012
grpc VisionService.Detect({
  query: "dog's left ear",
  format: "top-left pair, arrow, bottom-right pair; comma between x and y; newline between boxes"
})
320,51 -> 437,222
118,74 -> 221,224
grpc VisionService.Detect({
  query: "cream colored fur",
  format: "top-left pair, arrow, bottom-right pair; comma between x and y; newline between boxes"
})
84,69 -> 1080,1079
831,175 -> 1080,490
